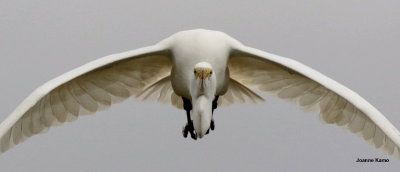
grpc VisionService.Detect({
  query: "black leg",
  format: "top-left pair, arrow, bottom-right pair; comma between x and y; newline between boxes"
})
182,97 -> 196,140
206,96 -> 219,135
211,96 -> 218,131
212,96 -> 219,114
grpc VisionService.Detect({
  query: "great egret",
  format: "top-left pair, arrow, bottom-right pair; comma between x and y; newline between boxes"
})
0,29 -> 399,158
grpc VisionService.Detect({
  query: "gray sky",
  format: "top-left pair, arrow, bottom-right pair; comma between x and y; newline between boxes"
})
0,0 -> 399,171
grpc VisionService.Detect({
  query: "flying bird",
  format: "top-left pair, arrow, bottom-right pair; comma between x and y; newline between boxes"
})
0,29 -> 399,158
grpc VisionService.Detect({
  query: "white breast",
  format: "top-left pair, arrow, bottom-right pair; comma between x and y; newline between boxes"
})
160,30 -> 234,98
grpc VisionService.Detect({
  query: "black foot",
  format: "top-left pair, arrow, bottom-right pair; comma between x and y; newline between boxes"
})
182,123 -> 197,140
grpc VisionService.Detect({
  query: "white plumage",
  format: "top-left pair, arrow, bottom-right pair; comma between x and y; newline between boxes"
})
0,29 -> 399,158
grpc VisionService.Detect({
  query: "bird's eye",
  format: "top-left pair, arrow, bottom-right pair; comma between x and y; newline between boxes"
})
210,71 -> 212,75
194,70 -> 197,74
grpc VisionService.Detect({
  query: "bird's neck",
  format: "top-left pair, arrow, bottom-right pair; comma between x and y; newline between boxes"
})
189,76 -> 216,138
190,74 -> 216,99
191,95 -> 212,138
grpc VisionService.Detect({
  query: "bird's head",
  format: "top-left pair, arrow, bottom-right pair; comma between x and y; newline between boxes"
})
193,62 -> 214,92
194,62 -> 213,81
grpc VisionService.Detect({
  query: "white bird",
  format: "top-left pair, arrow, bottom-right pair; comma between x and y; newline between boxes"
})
0,29 -> 399,158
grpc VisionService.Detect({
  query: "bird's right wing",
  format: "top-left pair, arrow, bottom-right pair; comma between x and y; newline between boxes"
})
136,76 -> 184,109
0,45 -> 172,153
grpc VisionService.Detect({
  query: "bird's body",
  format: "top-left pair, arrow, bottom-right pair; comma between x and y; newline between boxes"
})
1,29 -> 400,159
160,30 -> 235,137
163,30 -> 232,99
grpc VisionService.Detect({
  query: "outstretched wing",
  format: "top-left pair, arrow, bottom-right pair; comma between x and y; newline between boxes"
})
217,79 -> 264,106
136,76 -> 184,109
0,45 -> 172,153
229,45 -> 400,158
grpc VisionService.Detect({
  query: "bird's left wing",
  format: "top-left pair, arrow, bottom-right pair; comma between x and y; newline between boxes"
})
0,45 -> 172,153
229,45 -> 400,158
217,79 -> 264,106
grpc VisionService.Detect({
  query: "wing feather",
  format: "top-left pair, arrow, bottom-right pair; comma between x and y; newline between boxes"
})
136,76 -> 184,109
230,45 -> 400,158
218,79 -> 264,106
0,45 -> 172,153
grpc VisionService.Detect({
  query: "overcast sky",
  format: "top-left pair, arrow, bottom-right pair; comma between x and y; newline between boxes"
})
0,0 -> 399,171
